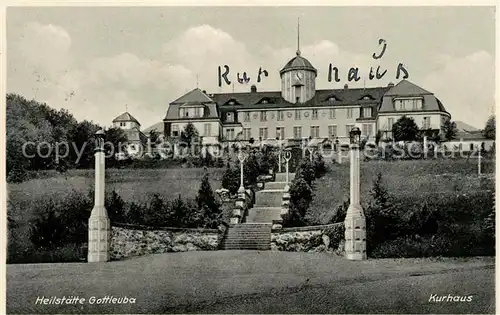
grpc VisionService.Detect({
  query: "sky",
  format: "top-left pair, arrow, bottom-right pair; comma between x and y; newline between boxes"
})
6,6 -> 496,129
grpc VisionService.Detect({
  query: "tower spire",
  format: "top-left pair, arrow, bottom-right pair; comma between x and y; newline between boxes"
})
296,17 -> 301,56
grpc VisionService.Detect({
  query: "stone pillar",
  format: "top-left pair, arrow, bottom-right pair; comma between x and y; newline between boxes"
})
344,128 -> 367,260
284,150 -> 291,189
88,130 -> 110,263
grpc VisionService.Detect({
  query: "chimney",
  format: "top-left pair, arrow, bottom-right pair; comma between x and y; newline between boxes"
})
387,82 -> 394,88
251,85 -> 257,93
344,84 -> 348,90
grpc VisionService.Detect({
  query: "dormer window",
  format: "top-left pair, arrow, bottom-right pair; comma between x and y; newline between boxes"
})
394,97 -> 423,111
229,101 -> 235,105
226,112 -> 235,123
326,95 -> 340,102
262,99 -> 268,104
362,95 -> 373,100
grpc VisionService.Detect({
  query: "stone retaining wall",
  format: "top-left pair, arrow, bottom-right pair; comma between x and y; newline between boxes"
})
271,223 -> 345,254
110,223 -> 227,260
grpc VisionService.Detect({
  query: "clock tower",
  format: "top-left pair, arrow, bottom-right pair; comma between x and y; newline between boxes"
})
280,19 -> 317,103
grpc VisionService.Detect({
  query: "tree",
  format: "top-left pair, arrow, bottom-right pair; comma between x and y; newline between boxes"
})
181,122 -> 199,149
105,127 -> 128,162
148,129 -> 160,144
442,118 -> 458,141
222,165 -> 240,195
483,115 -> 495,140
375,130 -> 383,146
196,173 -> 221,228
392,116 -> 419,142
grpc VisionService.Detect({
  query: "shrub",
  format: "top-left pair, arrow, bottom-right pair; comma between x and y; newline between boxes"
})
221,165 -> 240,195
143,193 -> 171,227
105,189 -> 126,223
125,201 -> 147,225
312,152 -> 328,178
285,175 -> 313,227
29,207 -> 66,248
196,173 -> 222,229
7,167 -> 27,183
329,198 -> 349,223
296,159 -> 315,187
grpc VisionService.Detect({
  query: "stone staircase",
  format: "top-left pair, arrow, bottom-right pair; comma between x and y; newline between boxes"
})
222,173 -> 295,250
221,223 -> 272,250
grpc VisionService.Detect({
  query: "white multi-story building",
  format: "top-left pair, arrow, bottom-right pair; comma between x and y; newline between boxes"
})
163,50 -> 451,147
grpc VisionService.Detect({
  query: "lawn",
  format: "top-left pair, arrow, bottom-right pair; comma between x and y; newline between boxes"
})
308,158 -> 495,224
7,167 -> 226,263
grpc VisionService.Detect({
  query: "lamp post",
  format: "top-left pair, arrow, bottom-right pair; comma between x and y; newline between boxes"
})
478,146 -> 482,175
88,130 -> 110,263
283,150 -> 292,189
238,150 -> 248,194
278,140 -> 283,173
344,127 -> 367,260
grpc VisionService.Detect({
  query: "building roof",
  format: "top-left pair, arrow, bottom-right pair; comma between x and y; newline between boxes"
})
450,131 -> 489,141
280,51 -> 317,75
170,88 -> 214,105
384,79 -> 432,96
212,86 -> 389,110
143,122 -> 164,134
124,127 -> 147,144
455,121 -> 480,132
112,112 -> 140,125
379,80 -> 449,114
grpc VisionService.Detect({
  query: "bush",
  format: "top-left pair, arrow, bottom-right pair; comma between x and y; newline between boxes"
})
7,167 -> 27,183
196,173 -> 222,229
105,189 -> 126,223
222,165 -> 240,195
364,173 -> 495,257
29,189 -> 92,248
285,175 -> 313,227
312,152 -> 328,178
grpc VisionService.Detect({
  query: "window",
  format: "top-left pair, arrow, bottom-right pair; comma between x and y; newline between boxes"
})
226,128 -> 235,140
204,124 -> 211,136
260,111 -> 267,121
328,125 -> 337,137
345,124 -> 354,137
243,128 -> 251,140
294,86 -> 301,102
362,124 -> 373,137
172,125 -> 179,137
423,116 -> 431,129
312,109 -> 318,120
276,127 -> 285,140
295,110 -> 301,120
120,122 -> 126,127
244,112 -> 250,122
293,126 -> 302,139
398,100 -> 405,110
259,127 -> 268,140
197,107 -> 204,117
310,126 -> 320,138
278,110 -> 284,121
226,112 -> 234,123
363,107 -> 372,118
262,99 -> 268,104
329,108 -> 336,119
347,108 -> 353,119
388,118 -> 394,130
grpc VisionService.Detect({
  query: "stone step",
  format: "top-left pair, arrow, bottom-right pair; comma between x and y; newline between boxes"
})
264,182 -> 289,190
222,224 -> 272,250
246,207 -> 282,223
223,245 -> 271,250
255,190 -> 283,207
275,172 -> 295,182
